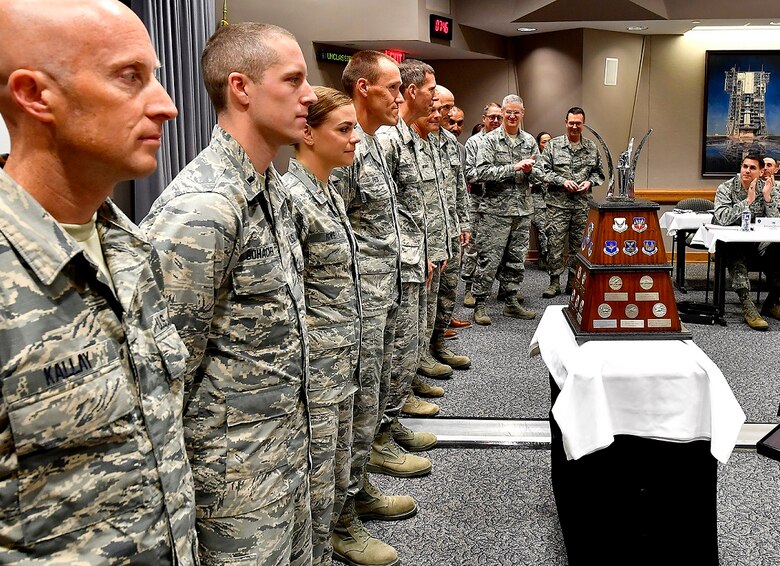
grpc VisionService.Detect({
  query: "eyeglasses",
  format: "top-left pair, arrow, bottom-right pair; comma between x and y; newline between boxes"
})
504,110 -> 524,117
485,115 -> 503,121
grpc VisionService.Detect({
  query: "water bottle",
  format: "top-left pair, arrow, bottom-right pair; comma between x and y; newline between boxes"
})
741,209 -> 751,231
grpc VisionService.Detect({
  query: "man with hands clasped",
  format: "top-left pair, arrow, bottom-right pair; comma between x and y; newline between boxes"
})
714,153 -> 780,330
537,106 -> 605,298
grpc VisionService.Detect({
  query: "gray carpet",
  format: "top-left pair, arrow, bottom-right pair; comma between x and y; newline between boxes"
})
368,448 -> 780,566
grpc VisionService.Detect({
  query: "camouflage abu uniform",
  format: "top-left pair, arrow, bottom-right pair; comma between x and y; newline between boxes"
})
283,158 -> 361,566
331,125 -> 401,499
537,135 -> 604,278
431,128 -> 470,340
471,127 -> 538,300
0,169 -> 198,564
420,134 -> 453,342
713,175 -> 780,293
142,127 -> 311,566
461,132 -> 485,281
376,120 -> 428,414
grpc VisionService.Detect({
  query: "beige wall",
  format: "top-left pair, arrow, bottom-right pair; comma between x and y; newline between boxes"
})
427,59 -> 516,142
515,30 -> 584,141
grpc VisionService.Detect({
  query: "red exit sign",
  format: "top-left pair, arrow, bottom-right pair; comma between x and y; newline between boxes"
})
430,14 -> 453,41
384,49 -> 406,63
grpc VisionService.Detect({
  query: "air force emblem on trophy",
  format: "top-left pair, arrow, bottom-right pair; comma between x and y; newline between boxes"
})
564,126 -> 690,340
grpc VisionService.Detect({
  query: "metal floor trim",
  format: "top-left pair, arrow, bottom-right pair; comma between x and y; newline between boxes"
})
400,418 -> 775,451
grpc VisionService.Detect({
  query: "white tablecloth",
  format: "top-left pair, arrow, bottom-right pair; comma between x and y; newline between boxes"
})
659,211 -> 713,236
691,223 -> 780,252
528,306 -> 745,463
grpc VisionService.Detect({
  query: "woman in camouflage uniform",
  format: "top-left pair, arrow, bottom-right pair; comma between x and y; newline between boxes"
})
282,86 -> 362,566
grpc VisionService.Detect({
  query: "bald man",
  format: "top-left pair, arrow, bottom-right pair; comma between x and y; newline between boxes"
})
0,0 -> 196,563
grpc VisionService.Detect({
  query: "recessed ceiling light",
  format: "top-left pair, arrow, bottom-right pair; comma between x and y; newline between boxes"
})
691,20 -> 701,25
689,24 -> 780,32
626,26 -> 648,31
517,27 -> 537,32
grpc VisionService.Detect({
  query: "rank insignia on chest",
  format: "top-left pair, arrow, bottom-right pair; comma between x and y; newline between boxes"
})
604,240 -> 619,256
623,240 -> 638,256
631,217 -> 647,233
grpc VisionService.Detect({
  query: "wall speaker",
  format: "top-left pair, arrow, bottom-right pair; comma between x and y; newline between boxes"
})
604,58 -> 619,86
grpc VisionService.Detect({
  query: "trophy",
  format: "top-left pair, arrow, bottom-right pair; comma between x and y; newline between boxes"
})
564,127 -> 690,341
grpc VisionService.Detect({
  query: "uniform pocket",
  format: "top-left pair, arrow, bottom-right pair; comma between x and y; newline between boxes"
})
154,323 -> 188,383
232,256 -> 286,296
224,384 -> 298,482
307,236 -> 351,269
5,341 -> 146,544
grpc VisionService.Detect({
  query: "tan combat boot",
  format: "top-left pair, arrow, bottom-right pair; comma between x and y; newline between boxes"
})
473,303 -> 491,325
431,341 -> 471,370
542,275 -> 561,298
366,430 -> 432,478
332,500 -> 400,566
417,349 -> 453,379
391,418 -> 437,452
738,289 -> 768,330
503,296 -> 537,320
411,375 -> 444,398
355,473 -> 418,521
401,394 -> 440,417
463,282 -> 476,308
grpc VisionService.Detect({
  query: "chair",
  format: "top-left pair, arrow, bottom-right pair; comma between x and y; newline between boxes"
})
670,198 -> 714,297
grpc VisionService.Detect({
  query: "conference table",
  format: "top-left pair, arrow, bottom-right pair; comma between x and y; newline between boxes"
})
659,210 -> 712,291
530,306 -> 745,565
690,223 -> 780,323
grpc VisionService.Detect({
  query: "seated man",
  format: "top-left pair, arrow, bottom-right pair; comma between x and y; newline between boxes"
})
713,153 -> 780,330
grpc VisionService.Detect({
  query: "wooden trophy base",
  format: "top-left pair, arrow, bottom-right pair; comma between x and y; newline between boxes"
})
566,200 -> 691,342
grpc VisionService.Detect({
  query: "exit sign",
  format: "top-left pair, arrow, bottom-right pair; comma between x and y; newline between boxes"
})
430,14 -> 453,41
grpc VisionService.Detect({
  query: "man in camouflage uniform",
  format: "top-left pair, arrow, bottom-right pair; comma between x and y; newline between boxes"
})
447,106 -> 466,140
537,107 -> 605,298
0,1 -> 197,563
330,50 -> 414,566
713,153 -> 780,330
142,24 -> 315,565
462,102 -> 504,307
411,103 -> 457,376
429,85 -> 472,370
763,155 -> 780,187
377,60 -> 445,424
471,95 -> 538,325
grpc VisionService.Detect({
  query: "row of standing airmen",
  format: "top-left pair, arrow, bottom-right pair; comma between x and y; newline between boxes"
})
0,3 -> 604,565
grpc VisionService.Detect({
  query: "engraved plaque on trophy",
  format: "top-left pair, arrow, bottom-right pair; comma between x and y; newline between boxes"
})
564,127 -> 691,341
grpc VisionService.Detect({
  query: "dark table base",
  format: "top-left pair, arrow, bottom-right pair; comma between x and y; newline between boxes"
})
550,376 -> 719,566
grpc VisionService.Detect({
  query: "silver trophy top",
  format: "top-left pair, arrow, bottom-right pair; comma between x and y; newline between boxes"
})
584,125 -> 653,202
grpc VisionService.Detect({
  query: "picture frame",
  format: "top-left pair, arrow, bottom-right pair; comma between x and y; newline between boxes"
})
702,50 -> 780,177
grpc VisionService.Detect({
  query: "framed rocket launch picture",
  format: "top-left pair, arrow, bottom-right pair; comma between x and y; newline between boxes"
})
702,50 -> 780,177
